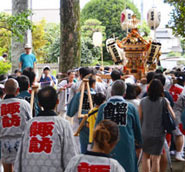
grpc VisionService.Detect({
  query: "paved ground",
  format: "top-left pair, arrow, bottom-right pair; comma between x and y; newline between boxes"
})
167,159 -> 185,172
139,157 -> 185,172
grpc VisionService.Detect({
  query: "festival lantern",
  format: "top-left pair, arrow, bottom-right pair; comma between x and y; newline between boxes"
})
147,7 -> 161,30
146,42 -> 161,70
120,9 -> 134,30
93,32 -> 103,47
93,32 -> 103,66
106,38 -> 126,65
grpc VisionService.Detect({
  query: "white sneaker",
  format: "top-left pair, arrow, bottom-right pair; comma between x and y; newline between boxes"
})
175,152 -> 185,161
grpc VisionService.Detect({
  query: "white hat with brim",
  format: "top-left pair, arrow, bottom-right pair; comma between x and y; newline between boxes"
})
25,44 -> 32,49
43,66 -> 50,71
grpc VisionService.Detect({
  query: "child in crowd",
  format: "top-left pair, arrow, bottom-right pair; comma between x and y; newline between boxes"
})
87,93 -> 106,144
65,120 -> 125,172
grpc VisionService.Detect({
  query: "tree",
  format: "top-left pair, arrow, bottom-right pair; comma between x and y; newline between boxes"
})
81,19 -> 105,65
32,22 -> 60,63
12,0 -> 30,72
32,20 -> 48,62
81,0 -> 140,39
47,37 -> 60,63
81,37 -> 101,66
0,9 -> 32,66
0,61 -> 11,74
164,0 -> 185,39
0,28 -> 11,56
81,19 -> 106,39
0,10 -> 32,41
43,23 -> 60,63
60,0 -> 81,73
138,21 -> 151,39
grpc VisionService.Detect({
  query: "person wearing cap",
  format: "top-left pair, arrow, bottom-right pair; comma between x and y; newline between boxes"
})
19,44 -> 36,71
39,66 -> 56,88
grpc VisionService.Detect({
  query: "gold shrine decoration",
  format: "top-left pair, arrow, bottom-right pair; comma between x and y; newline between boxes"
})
116,28 -> 151,79
117,29 -> 150,50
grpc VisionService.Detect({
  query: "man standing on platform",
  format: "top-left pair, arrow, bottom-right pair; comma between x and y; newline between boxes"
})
19,44 -> 36,72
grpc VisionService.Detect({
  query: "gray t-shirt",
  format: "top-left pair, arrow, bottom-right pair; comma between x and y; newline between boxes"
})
140,97 -> 168,137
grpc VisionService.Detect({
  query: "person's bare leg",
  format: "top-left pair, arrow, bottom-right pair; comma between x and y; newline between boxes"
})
175,135 -> 185,161
3,163 -> 13,172
175,135 -> 184,152
160,152 -> 167,172
151,155 -> 161,172
142,152 -> 150,172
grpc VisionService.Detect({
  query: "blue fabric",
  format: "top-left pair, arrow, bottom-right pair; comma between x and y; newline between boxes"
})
95,97 -> 142,172
181,108 -> 185,129
40,75 -> 56,88
67,89 -> 96,153
19,53 -> 36,71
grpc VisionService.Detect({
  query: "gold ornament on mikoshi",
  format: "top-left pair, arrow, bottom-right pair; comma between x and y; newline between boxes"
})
117,29 -> 151,79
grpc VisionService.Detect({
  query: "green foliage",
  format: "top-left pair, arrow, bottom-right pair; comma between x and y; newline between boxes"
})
81,19 -> 106,40
0,10 -> 32,42
164,0 -> 185,39
181,39 -> 185,55
0,61 -> 11,74
81,37 -> 101,66
32,20 -> 48,62
47,37 -> 60,63
138,21 -> 151,39
43,23 -> 60,63
0,28 -> 11,56
44,23 -> 60,44
81,0 -> 140,39
81,0 -> 140,61
81,18 -> 105,65
32,22 -> 60,63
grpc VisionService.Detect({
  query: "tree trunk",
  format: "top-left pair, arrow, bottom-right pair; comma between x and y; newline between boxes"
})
11,0 -> 28,72
59,0 -> 81,73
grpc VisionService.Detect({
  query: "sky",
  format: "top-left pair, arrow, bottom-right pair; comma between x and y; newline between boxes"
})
0,0 -> 172,27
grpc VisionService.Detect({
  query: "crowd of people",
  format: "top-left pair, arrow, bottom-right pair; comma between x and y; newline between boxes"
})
0,44 -> 185,172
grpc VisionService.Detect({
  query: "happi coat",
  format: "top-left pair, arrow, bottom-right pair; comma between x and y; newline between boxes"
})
14,110 -> 77,172
0,97 -> 32,163
67,89 -> 96,153
96,96 -> 142,172
65,151 -> 125,172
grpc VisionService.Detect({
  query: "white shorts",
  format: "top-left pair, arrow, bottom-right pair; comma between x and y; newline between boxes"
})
172,127 -> 183,136
1,137 -> 21,164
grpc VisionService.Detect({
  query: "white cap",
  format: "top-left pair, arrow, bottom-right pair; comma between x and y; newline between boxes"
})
43,66 -> 50,71
25,44 -> 32,49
